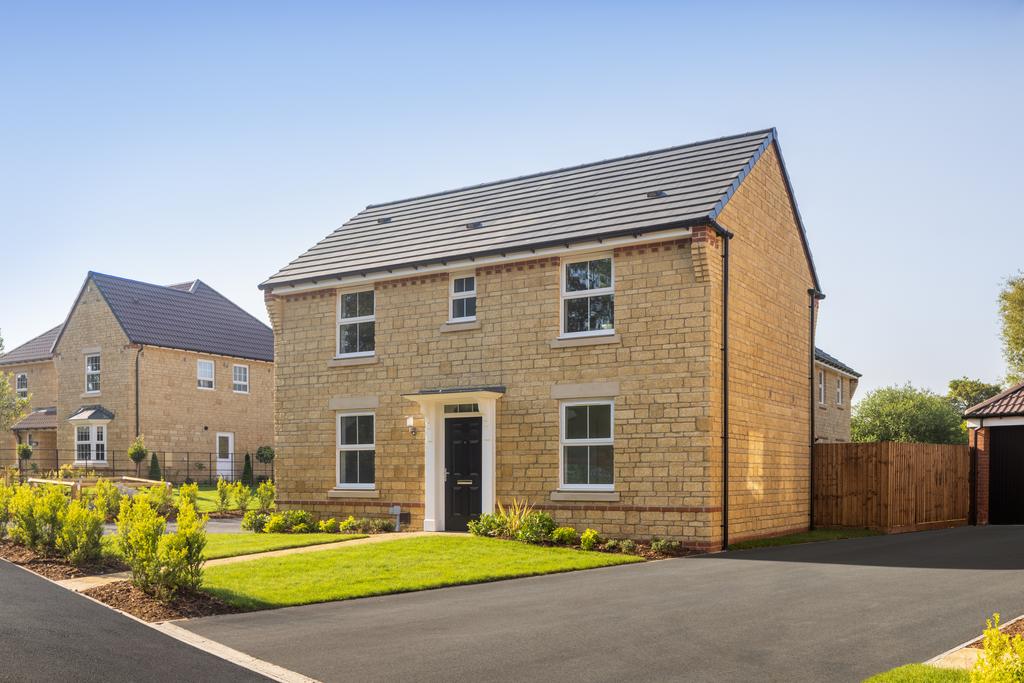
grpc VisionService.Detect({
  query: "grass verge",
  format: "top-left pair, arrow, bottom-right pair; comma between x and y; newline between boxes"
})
103,532 -> 366,560
729,528 -> 881,550
203,535 -> 642,609
863,664 -> 969,682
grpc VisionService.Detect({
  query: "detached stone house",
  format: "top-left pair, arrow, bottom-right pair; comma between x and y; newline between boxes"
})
1,272 -> 274,479
813,348 -> 861,442
263,129 -> 825,548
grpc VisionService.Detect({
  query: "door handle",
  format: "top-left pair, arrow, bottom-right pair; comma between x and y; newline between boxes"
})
456,479 -> 473,486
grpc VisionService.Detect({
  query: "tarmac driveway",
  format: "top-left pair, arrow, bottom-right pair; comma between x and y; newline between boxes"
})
181,525 -> 1024,682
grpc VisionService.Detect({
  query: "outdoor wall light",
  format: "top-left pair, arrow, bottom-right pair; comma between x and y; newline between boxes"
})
406,416 -> 417,436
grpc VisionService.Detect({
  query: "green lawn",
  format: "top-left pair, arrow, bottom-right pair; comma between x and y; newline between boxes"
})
729,528 -> 881,550
863,664 -> 969,682
203,535 -> 643,610
103,532 -> 365,560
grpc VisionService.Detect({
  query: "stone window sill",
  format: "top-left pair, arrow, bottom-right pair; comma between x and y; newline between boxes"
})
548,334 -> 621,349
81,392 -> 101,399
328,488 -> 380,499
75,461 -> 109,468
550,490 -> 620,502
328,355 -> 378,368
439,320 -> 481,333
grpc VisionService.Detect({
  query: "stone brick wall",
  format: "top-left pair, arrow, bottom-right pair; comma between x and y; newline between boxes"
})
814,364 -> 858,442
714,143 -> 818,544
969,427 -> 988,525
1,359 -> 57,458
269,239 -> 721,545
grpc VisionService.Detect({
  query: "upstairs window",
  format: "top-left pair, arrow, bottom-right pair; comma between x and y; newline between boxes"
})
560,401 -> 614,490
15,373 -> 27,398
197,359 -> 215,389
338,290 -> 375,357
836,377 -> 844,407
232,364 -> 249,393
562,256 -> 614,337
75,425 -> 106,463
818,370 -> 825,405
337,412 -> 375,488
85,354 -> 101,393
449,274 -> 477,322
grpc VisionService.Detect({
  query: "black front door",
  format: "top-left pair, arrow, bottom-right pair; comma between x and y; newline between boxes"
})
990,426 -> 1024,524
445,417 -> 482,531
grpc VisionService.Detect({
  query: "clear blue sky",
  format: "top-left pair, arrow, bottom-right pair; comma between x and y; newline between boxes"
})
1,1 -> 1021,398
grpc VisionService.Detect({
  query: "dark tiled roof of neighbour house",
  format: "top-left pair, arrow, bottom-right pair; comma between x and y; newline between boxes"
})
53,273 -> 274,362
261,128 -> 820,292
814,348 -> 861,378
0,325 -> 62,365
964,382 -> 1024,418
11,407 -> 57,431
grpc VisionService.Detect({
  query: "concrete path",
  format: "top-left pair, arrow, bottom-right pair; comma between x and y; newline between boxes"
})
103,517 -> 244,535
0,560 -> 266,682
181,526 -> 1024,682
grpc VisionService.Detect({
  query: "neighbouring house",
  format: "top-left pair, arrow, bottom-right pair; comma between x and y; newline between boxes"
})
262,128 -> 824,548
1,272 -> 274,480
965,382 -> 1024,525
813,348 -> 861,442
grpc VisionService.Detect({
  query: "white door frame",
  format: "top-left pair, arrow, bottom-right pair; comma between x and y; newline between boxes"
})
215,432 -> 234,479
402,390 -> 502,531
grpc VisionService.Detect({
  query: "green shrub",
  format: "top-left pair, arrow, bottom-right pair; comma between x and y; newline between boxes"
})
241,453 -> 254,488
495,498 -> 534,538
215,477 -> 231,513
147,452 -> 162,480
17,442 -> 33,462
117,496 -> 166,594
8,485 -> 41,548
603,539 -> 620,552
0,482 -> 14,540
318,518 -> 339,533
263,513 -> 287,534
338,515 -> 361,533
580,528 -> 600,551
368,517 -> 395,533
156,499 -> 207,597
619,539 -> 637,555
127,435 -> 148,475
92,478 -> 122,522
972,613 -> 1024,681
551,526 -> 579,546
651,538 -> 682,555
177,482 -> 198,510
231,482 -> 253,512
281,509 -> 313,532
255,480 -> 276,514
255,446 -> 275,464
290,522 -> 311,534
516,511 -> 556,543
141,484 -> 174,517
56,500 -> 104,565
242,510 -> 270,533
467,512 -> 506,538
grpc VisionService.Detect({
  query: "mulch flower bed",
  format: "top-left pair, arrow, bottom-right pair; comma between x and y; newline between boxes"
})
968,617 -> 1024,648
0,540 -> 127,581
82,581 -> 240,622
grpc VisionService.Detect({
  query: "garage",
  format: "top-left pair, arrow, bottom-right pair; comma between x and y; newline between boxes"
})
966,382 -> 1024,525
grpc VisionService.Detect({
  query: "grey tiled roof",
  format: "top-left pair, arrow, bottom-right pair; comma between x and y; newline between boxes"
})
964,381 -> 1024,418
68,405 -> 115,421
79,272 -> 273,362
0,325 -> 62,366
263,128 -> 819,290
815,348 -> 861,378
11,407 -> 57,431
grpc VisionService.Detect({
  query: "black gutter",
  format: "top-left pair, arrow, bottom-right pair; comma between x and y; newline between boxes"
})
709,219 -> 734,550
807,288 -> 825,529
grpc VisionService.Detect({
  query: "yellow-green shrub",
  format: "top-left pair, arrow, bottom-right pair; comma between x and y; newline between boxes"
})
177,482 -> 199,510
318,518 -> 339,533
117,496 -> 166,594
231,482 -> 253,512
140,484 -> 174,516
92,478 -> 122,522
56,500 -> 104,566
264,513 -> 287,533
0,482 -> 13,540
255,480 -> 276,514
971,613 -> 1024,682
156,499 -> 207,596
215,478 -> 230,513
580,528 -> 600,551
9,485 -> 69,552
551,526 -> 578,545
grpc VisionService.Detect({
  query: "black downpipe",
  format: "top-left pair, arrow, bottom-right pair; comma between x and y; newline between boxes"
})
709,220 -> 733,550
807,289 -> 824,529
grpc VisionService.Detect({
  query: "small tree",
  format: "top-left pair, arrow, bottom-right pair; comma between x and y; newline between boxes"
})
255,445 -> 275,480
16,442 -> 32,477
852,384 -> 966,445
241,453 -> 254,487
128,435 -> 148,477
148,451 -> 162,480
1000,273 -> 1024,385
947,377 -> 1003,415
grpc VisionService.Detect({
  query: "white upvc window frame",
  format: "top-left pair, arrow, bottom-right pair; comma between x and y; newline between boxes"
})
15,373 -> 28,398
818,370 -> 826,405
836,377 -> 844,407
336,289 -> 376,358
85,354 -> 101,394
560,253 -> 615,339
74,423 -> 107,465
336,411 -> 376,489
559,399 -> 615,492
197,359 -> 215,390
232,364 -> 249,394
448,272 -> 477,323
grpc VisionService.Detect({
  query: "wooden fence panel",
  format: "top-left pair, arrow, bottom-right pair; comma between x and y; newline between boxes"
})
813,442 -> 970,532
